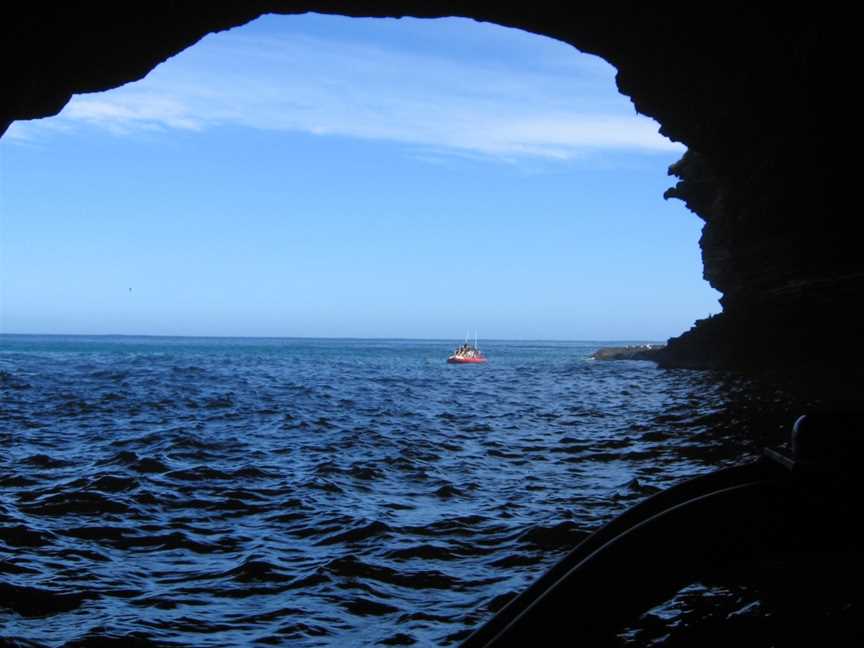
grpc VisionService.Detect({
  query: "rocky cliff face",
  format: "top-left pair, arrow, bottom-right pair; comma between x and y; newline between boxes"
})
1,4 -> 851,378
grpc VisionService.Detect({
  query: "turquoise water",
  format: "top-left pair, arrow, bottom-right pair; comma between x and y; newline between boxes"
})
0,335 -> 795,646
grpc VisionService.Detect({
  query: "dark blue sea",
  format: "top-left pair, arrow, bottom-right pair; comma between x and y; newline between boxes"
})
0,335 -> 798,646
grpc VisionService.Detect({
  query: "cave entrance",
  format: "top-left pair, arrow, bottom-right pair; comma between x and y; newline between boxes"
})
1,13 -> 718,338
0,12 -> 733,648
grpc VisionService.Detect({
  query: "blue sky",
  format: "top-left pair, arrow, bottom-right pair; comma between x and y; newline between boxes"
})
0,14 -> 719,340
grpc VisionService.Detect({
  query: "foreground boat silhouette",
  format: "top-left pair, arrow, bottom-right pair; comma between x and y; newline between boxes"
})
460,413 -> 864,646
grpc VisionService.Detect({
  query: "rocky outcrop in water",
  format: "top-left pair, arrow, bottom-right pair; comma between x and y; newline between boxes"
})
0,4 -> 849,377
592,345 -> 665,362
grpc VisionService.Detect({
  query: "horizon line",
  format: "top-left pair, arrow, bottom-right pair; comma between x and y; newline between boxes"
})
0,332 -> 668,344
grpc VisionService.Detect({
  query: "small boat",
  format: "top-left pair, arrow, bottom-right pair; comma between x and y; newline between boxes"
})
447,334 -> 487,364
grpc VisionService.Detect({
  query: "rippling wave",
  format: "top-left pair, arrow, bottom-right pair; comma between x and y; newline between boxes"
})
0,336 -> 799,645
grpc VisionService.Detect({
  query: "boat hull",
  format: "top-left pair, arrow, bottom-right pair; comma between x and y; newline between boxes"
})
447,356 -> 487,364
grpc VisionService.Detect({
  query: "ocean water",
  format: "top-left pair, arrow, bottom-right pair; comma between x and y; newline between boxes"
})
0,335 -> 797,646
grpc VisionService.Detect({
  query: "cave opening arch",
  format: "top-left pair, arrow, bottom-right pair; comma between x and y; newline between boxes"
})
0,4 -> 850,647
2,9 -> 714,342
3,3 -> 841,376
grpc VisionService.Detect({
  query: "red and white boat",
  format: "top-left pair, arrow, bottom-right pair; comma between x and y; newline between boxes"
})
447,336 -> 487,364
447,353 -> 487,364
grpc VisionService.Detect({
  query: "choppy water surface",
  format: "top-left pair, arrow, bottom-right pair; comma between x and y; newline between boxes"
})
0,336 -> 798,646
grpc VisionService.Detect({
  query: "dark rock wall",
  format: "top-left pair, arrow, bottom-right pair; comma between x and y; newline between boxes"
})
1,3 -> 851,376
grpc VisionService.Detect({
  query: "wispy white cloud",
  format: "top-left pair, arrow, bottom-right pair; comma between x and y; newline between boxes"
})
8,19 -> 683,159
